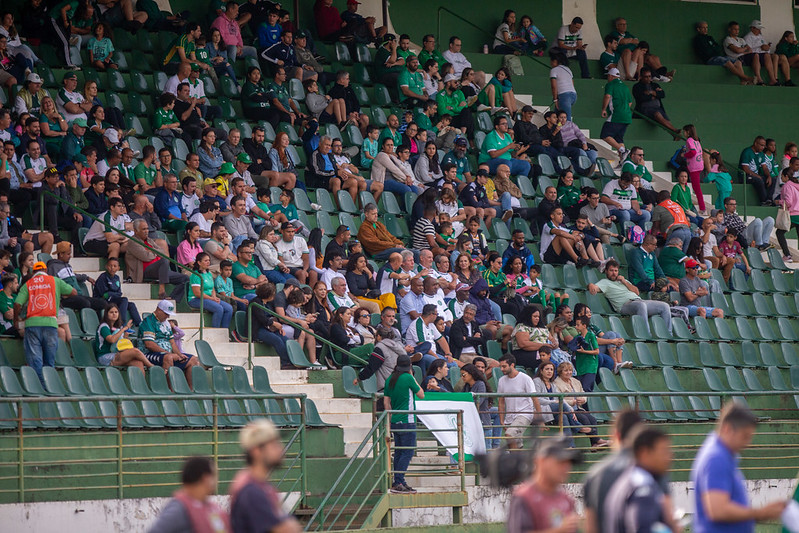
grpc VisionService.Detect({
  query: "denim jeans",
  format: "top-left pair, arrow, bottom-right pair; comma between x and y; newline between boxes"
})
372,247 -> 407,261
263,269 -> 294,284
743,216 -> 775,247
485,158 -> 532,177
557,91 -> 577,121
24,325 -> 58,384
485,406 -> 502,449
489,299 -> 502,321
668,227 -> 693,253
577,372 -> 597,392
383,179 -> 420,210
610,208 -> 651,225
230,234 -> 248,254
188,297 -> 233,329
256,328 -> 290,367
225,44 -> 257,63
391,422 -> 417,486
620,298 -> 671,334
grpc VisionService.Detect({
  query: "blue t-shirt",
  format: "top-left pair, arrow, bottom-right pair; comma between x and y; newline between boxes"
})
691,433 -> 753,533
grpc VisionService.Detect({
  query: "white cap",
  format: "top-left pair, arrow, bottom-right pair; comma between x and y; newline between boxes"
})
608,67 -> 621,78
750,20 -> 764,29
443,73 -> 459,84
156,299 -> 176,316
240,420 -> 279,450
104,128 -> 120,144
26,72 -> 43,84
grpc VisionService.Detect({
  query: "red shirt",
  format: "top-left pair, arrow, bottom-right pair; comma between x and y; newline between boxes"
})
314,0 -> 343,38
142,239 -> 161,270
507,481 -> 575,533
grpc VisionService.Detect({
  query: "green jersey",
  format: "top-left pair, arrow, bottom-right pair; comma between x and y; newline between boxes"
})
604,79 -> 633,124
384,372 -> 421,423
138,313 -> 174,353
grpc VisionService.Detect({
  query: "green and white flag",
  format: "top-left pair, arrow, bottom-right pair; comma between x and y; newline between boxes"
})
415,392 -> 486,461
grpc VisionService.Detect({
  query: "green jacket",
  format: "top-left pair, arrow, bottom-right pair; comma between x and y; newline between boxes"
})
628,246 -> 664,286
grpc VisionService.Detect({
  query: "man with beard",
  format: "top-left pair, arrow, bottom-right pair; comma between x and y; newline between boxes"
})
398,54 -> 427,108
229,420 -> 302,533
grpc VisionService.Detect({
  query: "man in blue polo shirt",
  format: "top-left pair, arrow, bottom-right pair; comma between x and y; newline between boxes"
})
691,403 -> 786,533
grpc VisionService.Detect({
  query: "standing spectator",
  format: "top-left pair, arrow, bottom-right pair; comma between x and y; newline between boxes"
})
693,21 -> 752,84
212,1 -> 257,64
383,354 -> 423,494
776,168 -> 799,262
550,52 -> 577,120
690,403 -> 786,532
555,17 -> 590,79
48,0 -> 81,69
600,68 -> 633,161
587,259 -> 671,335
683,124 -> 708,214
723,196 -> 774,251
497,353 -> 539,449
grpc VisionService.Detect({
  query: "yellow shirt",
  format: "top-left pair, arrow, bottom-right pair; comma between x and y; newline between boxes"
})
485,178 -> 498,201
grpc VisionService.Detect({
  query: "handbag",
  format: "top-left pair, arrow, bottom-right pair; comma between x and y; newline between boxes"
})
777,202 -> 791,231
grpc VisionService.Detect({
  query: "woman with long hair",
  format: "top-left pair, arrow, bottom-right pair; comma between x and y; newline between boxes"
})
267,131 -> 298,189
38,96 -> 68,155
206,28 -> 238,84
353,306 -> 377,345
503,256 -> 538,304
198,128 -> 224,177
493,9 -> 524,54
776,31 -> 799,69
422,359 -> 453,392
188,252 -> 233,328
683,124 -> 707,214
553,361 -> 609,448
83,80 -> 125,130
329,307 -> 374,367
283,288 -> 319,366
453,248 -> 480,285
483,251 -> 524,316
510,305 -> 556,371
414,140 -> 443,188
176,222 -> 203,267
94,303 -> 154,373
549,51 -> 576,120
346,252 -> 396,310
460,363 -> 494,446
776,167 -> 799,263
478,67 -> 517,115
532,361 -> 591,445
383,354 -> 423,493
306,281 -> 333,340
671,168 -> 701,226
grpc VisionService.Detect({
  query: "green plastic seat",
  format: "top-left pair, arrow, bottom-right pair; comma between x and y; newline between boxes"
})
371,107 -> 387,128
770,270 -> 792,292
373,84 -> 391,106
252,366 -> 277,395
234,311 -> 249,341
671,317 -> 693,341
768,367 -> 789,390
105,367 -> 131,395
714,318 -> 741,341
746,247 -> 768,270
211,367 -> 235,395
191,367 -> 213,394
655,341 -> 679,367
0,367 -> 25,396
335,42 -> 353,64
314,188 -> 338,213
168,366 -> 194,395
353,63 -> 372,85
629,315 -> 650,341
675,344 -> 701,368
596,157 -> 616,178
756,317 -> 781,342
42,367 -> 67,395
773,293 -> 797,316
336,190 -> 359,214
698,342 -> 724,368
718,343 -> 745,367
476,112 -> 492,132
70,338 -> 99,367
491,219 -> 512,241
196,339 -> 225,368
650,315 -> 672,341
751,293 -> 775,316
266,398 -> 290,426
19,366 -> 52,396
596,367 -> 622,393
538,154 -> 557,176
735,317 -> 762,341
126,367 -> 152,395
220,397 -> 248,426
759,343 -> 787,368
750,269 -> 775,293
730,293 -> 755,316
741,368 -> 765,391
80,308 -> 100,337
692,316 -> 714,341
729,269 -> 751,292
632,342 -> 660,367
305,398 -> 335,427
768,248 -> 790,270
226,366 -> 252,395
148,366 -> 173,395
791,366 -> 799,389
724,367 -> 747,392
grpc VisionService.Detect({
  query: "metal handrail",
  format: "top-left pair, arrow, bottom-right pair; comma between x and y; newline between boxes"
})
37,188 -> 207,340
245,300 -> 368,369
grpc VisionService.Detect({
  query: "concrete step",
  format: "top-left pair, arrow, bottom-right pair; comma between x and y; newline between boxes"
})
403,471 -> 476,489
316,412 -> 373,427
120,284 -> 155,299
180,328 -> 230,344
270,382 -> 328,396
312,397 -> 363,413
70,257 -> 102,271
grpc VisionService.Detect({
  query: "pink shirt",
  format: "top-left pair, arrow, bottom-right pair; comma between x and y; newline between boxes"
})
782,180 -> 799,215
685,137 -> 704,173
211,14 -> 243,48
176,240 -> 203,266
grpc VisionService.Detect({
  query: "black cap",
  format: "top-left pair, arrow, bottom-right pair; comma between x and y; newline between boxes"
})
536,437 -> 583,463
521,105 -> 535,113
395,354 -> 412,373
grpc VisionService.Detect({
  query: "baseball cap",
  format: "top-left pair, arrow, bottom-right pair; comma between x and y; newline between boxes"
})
750,20 -> 764,29
685,259 -> 701,269
219,162 -> 235,175
44,167 -> 60,179
444,73 -> 459,84
394,354 -> 412,374
62,72 -> 78,81
240,420 -> 279,450
73,153 -> 88,164
347,0 -> 361,4
476,168 -> 489,177
284,278 -> 301,288
156,300 -> 176,316
104,128 -> 120,144
536,437 -> 583,463
281,221 -> 295,230
608,67 -> 621,78
455,283 -> 470,292
710,209 -> 722,217
382,33 -> 396,44
71,118 -> 88,128
454,137 -> 468,147
26,72 -> 43,84
56,241 -> 71,254
203,177 -> 220,188
237,152 -> 252,164
190,63 -> 200,71
295,30 -> 308,39
521,105 -> 535,113
33,261 -> 47,271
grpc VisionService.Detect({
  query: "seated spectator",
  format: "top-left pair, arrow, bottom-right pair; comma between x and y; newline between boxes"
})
240,67 -> 274,124
201,220 -> 233,272
188,252 -> 233,329
628,234 -> 678,293
347,252 -> 395,311
412,205 -> 446,256
443,36 -> 486,86
632,68 -> 678,135
553,360 -> 608,448
94,304 -> 152,372
693,21 -> 752,83
39,97 -> 69,156
518,15 -> 547,55
275,221 -> 313,285
60,118 -> 88,164
459,169 -> 497,226
588,259 -> 671,335
556,110 -> 597,174
357,203 -> 406,260
373,33 -> 405,89
176,222 -> 204,267
509,304 -> 555,371
265,67 -> 306,128
46,241 -> 106,315
776,30 -> 799,69
327,70 -> 369,135
554,17 -> 590,79
420,59 -> 443,102
133,146 -> 163,194
138,300 -> 199,385
437,74 -> 475,140
212,1 -> 257,64
740,136 -> 775,206
40,167 -> 81,239
154,175 -> 188,232
407,303 -> 456,373
294,31 -> 332,88
494,163 -> 536,225
161,23 -> 201,74
397,54 -> 427,108
257,8 -> 282,49
568,215 -> 606,266
231,239 -> 269,306
541,207 -> 593,267
126,219 -> 188,301
329,307 -> 373,367
480,67 -> 517,116
480,116 -> 531,177
600,34 -> 621,75
129,194 -> 162,231
422,359 -> 454,392
723,196 -> 774,251
540,112 -> 587,175
493,10 -> 525,54
652,190 -> 693,252
679,259 -> 724,318
220,129 -> 244,163
18,116 -> 52,165
724,21 -> 764,83
609,17 -> 645,81
637,41 -> 675,82
744,20 -> 793,86
414,141 -> 444,189
223,194 -> 259,252
304,79 -> 343,126
93,257 -> 140,325
57,72 -> 91,123
668,169 -> 700,226
262,29 -> 316,82
313,0 -> 348,42
82,197 -> 131,259
601,171 -> 650,225
153,92 -> 190,148
86,22 -> 117,71
719,230 -> 751,279
330,137 -> 371,196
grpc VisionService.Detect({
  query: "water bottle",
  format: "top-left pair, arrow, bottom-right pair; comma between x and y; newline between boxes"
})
483,44 -> 489,54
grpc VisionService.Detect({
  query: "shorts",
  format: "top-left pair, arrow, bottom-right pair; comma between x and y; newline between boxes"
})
83,239 -> 110,256
739,53 -> 757,66
706,56 -> 735,66
543,244 -> 570,265
686,305 -> 715,317
97,353 -> 115,366
20,232 -> 45,251
57,309 -> 69,325
287,267 -> 305,278
599,121 -> 629,144
0,70 -> 15,85
504,413 -> 536,446
145,351 -> 195,369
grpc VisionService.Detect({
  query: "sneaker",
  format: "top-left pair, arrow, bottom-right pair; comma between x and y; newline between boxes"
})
231,331 -> 246,343
599,259 -> 609,273
592,439 -> 611,449
502,209 -> 513,222
68,65 -> 82,71
577,258 -> 591,267
613,362 -> 621,375
657,75 -> 671,83
619,361 -> 633,369
783,255 -> 793,263
390,483 -> 409,493
402,483 -> 417,494
69,35 -> 80,46
310,202 -> 322,211
590,260 -> 601,269
310,363 -> 328,370
785,80 -> 797,87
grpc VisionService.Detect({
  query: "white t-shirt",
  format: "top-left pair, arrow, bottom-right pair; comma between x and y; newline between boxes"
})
442,49 -> 471,77
56,88 -> 87,123
550,65 -> 575,95
164,75 -> 187,96
189,212 -> 213,234
321,269 -> 347,291
540,221 -> 570,260
700,230 -> 717,259
188,78 -> 206,99
557,25 -> 582,56
181,192 -> 200,215
743,31 -> 769,54
275,236 -> 309,268
602,179 -> 637,210
494,23 -> 511,48
21,154 -> 46,187
405,317 -> 442,346
227,192 -> 257,213
723,36 -> 748,59
422,289 -> 453,323
497,371 -> 536,424
83,211 -> 131,243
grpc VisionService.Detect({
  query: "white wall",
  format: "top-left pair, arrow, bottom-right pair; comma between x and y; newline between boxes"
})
759,0 -> 796,50
562,0 -> 603,60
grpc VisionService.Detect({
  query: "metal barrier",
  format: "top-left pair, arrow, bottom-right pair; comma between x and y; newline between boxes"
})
305,409 -> 466,531
37,188 -> 207,339
0,393 -> 307,506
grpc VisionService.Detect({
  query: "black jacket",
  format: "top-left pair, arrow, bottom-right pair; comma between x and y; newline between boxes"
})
243,137 -> 272,175
513,120 -> 544,146
449,317 -> 486,359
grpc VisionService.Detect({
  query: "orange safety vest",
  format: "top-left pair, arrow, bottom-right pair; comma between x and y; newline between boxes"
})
25,273 -> 57,319
658,199 -> 689,232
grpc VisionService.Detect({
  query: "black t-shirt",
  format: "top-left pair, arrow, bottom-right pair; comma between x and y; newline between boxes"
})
173,99 -> 203,128
230,480 -> 288,533
323,239 -> 348,266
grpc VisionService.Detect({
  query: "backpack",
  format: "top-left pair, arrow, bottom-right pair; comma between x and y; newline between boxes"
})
626,225 -> 645,245
668,146 -> 687,170
503,54 -> 524,77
